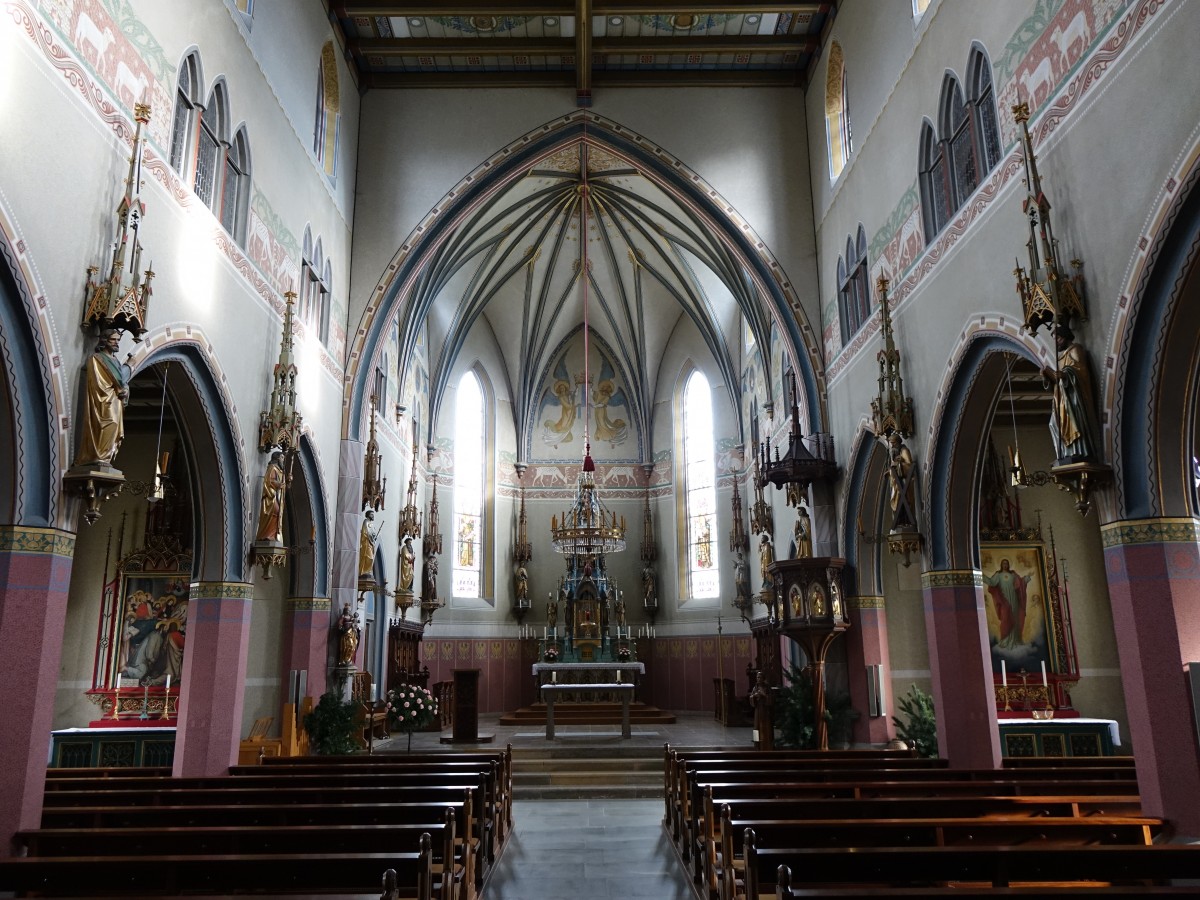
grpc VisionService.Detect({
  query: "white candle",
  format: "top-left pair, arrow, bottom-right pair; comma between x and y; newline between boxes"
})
543,626 -> 547,640
1041,660 -> 1048,687
1000,660 -> 1007,687
116,674 -> 122,692
165,674 -> 171,692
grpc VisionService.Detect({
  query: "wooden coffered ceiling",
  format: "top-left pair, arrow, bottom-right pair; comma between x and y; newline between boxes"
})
326,2 -> 835,102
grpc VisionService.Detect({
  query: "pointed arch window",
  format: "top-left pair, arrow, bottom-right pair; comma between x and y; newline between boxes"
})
825,41 -> 852,180
912,0 -> 932,18
169,52 -> 202,174
969,46 -> 1003,174
683,370 -> 719,599
298,230 -> 331,346
919,119 -> 950,243
837,225 -> 870,345
453,371 -> 485,599
220,124 -> 251,244
921,54 -> 1003,246
314,41 -> 340,181
194,81 -> 228,211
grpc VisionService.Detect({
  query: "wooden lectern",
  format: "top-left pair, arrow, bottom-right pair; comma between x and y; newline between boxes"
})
441,668 -> 493,744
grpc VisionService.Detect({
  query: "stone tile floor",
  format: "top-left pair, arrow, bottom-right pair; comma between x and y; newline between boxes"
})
484,799 -> 695,900
376,712 -> 739,897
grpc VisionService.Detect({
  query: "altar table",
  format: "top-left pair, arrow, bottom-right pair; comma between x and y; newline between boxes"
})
540,683 -> 635,740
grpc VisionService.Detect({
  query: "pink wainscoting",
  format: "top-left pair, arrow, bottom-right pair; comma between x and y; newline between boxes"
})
418,635 -> 755,714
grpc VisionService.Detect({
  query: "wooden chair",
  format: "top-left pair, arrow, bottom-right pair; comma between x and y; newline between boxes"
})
352,672 -> 390,750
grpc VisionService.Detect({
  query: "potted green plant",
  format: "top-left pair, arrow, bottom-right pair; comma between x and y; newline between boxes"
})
775,664 -> 816,749
823,691 -> 860,749
303,691 -> 361,756
386,684 -> 438,751
892,683 -> 939,758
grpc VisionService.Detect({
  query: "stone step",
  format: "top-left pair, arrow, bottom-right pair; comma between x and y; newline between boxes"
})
515,782 -> 664,800
513,757 -> 661,773
514,770 -> 661,786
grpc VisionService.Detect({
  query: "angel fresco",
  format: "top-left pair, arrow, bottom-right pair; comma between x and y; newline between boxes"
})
540,355 -> 577,446
592,358 -> 629,445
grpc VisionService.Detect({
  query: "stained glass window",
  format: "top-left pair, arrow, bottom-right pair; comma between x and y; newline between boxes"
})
453,371 -> 484,598
683,371 -> 719,599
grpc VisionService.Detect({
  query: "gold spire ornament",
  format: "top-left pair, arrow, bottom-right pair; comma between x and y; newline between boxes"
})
251,291 -> 304,580
81,103 -> 155,340
361,394 -> 386,512
513,476 -> 533,620
421,476 -> 444,625
1012,102 -> 1086,335
870,275 -> 923,566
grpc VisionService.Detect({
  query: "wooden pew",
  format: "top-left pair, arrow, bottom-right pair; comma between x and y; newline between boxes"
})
42,783 -> 490,894
18,811 -> 465,900
740,834 -> 1200,899
0,842 -> 437,899
679,773 -> 1138,869
774,867 -> 1200,898
44,766 -> 173,779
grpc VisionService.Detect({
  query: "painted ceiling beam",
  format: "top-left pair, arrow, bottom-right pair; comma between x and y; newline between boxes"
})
340,1 -> 822,15
352,35 -> 816,55
576,0 -> 592,106
364,69 -> 801,88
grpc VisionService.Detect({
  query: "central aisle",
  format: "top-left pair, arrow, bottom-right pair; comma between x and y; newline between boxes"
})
485,798 -> 694,899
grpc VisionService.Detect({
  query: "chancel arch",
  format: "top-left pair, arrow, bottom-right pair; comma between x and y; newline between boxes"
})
344,112 -> 829,454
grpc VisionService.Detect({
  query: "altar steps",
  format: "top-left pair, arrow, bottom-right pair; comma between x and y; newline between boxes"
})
511,745 -> 664,799
497,701 -> 676,727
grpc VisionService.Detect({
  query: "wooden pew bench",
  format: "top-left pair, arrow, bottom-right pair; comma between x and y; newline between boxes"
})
18,813 -> 467,900
774,875 -> 1200,899
740,839 -> 1200,899
0,844 -> 438,899
678,776 -> 1138,868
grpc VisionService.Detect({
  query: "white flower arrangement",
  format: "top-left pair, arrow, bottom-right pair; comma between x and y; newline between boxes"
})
385,684 -> 438,732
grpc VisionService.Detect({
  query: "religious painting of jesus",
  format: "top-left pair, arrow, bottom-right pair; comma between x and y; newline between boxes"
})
980,542 -> 1055,675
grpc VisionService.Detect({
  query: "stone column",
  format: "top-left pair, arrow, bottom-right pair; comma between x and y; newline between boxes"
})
1101,518 -> 1200,837
920,570 -> 1001,768
281,597 -> 332,702
846,595 -> 894,743
173,582 -> 253,777
0,526 -> 74,856
331,440 -> 364,668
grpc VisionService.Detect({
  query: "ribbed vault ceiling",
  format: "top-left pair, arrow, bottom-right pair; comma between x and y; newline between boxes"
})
393,141 -> 776,460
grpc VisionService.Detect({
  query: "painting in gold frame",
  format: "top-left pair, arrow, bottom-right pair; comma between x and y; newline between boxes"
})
980,541 -> 1060,675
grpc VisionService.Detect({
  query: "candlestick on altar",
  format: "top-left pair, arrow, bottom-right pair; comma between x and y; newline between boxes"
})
111,674 -> 122,720
1041,660 -> 1048,687
139,683 -> 150,720
1001,660 -> 1007,687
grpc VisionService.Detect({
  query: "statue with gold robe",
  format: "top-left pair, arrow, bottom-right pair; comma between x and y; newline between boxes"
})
74,329 -> 129,467
255,450 -> 289,543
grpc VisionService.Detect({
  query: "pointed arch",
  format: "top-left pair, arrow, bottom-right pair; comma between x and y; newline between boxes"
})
345,112 -> 828,455
0,214 -> 64,527
840,421 -> 890,596
825,40 -> 852,180
919,118 -> 948,243
1107,141 -> 1200,518
195,78 -> 230,211
923,320 -> 1045,570
968,43 -> 1002,175
286,432 -> 330,599
451,363 -> 494,603
127,329 -> 249,582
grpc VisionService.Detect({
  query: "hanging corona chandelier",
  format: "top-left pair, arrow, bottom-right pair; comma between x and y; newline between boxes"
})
550,144 -> 626,559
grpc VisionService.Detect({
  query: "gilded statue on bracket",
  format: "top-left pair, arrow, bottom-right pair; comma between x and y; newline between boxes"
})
358,509 -> 380,580
75,329 -> 130,468
255,450 -> 289,544
886,433 -> 918,532
1041,323 -> 1100,464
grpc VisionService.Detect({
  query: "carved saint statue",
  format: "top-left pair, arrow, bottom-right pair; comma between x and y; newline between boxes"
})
615,595 -> 626,627
886,433 -> 918,532
74,329 -> 129,467
546,595 -> 558,628
758,533 -> 775,591
399,535 -> 415,592
734,548 -> 751,608
358,509 -> 380,579
791,505 -> 813,559
336,602 -> 360,666
255,450 -> 289,543
422,553 -> 438,606
642,562 -> 656,609
515,565 -> 529,606
1041,324 -> 1100,463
